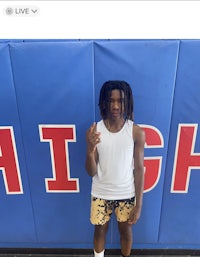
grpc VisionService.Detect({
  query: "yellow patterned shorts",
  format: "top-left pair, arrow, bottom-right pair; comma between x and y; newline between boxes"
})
90,196 -> 135,225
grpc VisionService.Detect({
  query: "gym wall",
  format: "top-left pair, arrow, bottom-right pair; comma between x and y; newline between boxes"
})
0,39 -> 200,249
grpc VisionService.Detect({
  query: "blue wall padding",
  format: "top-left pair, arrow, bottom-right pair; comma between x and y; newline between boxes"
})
159,40 -> 200,244
0,44 -> 36,242
0,40 -> 200,249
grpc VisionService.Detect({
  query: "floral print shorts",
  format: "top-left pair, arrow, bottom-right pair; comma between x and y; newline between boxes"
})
90,196 -> 135,225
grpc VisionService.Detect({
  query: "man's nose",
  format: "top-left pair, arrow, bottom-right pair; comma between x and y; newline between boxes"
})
113,101 -> 120,109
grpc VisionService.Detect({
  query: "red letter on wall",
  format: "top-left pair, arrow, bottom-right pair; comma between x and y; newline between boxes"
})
0,127 -> 23,194
140,125 -> 164,193
171,124 -> 200,193
39,125 -> 79,192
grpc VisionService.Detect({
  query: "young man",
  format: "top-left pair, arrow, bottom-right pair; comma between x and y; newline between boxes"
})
85,80 -> 145,257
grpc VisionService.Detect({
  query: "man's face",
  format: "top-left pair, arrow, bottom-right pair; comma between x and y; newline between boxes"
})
108,89 -> 125,119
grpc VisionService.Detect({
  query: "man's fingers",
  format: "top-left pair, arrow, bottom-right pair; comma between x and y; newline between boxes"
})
91,122 -> 97,132
89,122 -> 96,133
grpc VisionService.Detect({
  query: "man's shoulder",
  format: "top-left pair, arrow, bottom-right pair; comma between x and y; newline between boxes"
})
97,119 -> 103,125
132,124 -> 145,141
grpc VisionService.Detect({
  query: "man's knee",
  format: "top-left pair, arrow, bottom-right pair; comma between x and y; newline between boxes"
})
118,222 -> 133,240
94,223 -> 109,237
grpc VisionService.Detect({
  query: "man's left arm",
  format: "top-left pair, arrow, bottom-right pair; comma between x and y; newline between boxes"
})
128,125 -> 145,225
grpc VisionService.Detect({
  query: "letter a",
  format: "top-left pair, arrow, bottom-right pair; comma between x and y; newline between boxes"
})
0,127 -> 23,194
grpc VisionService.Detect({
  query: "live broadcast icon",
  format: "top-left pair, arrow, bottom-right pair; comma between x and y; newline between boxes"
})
5,6 -> 39,16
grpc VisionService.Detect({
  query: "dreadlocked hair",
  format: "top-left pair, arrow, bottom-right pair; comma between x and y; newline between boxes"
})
98,80 -> 134,121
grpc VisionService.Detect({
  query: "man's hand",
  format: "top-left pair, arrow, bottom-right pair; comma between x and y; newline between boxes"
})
86,122 -> 101,153
127,205 -> 142,225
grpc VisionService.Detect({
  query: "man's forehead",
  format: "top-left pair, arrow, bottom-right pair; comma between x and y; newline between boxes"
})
109,90 -> 125,97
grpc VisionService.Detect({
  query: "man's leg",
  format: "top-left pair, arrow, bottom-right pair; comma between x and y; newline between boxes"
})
115,198 -> 135,257
90,197 -> 112,257
118,221 -> 133,257
93,222 -> 109,256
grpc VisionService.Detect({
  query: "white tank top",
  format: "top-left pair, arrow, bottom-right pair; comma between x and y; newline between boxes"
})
91,119 -> 135,200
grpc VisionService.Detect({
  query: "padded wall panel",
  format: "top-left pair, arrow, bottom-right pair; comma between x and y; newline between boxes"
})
93,40 -> 179,245
0,44 -> 36,242
159,40 -> 200,245
9,42 -> 94,244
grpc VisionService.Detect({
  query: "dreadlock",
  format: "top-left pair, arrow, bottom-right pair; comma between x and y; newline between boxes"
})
98,80 -> 134,121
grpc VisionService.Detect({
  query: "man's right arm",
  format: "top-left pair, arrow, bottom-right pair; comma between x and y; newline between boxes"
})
85,150 -> 98,177
85,122 -> 100,177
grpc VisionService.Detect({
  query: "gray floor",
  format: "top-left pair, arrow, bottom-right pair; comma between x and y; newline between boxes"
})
0,253 -> 197,257
0,246 -> 199,257
0,250 -> 199,257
